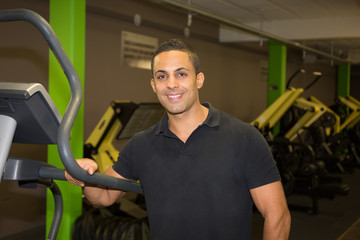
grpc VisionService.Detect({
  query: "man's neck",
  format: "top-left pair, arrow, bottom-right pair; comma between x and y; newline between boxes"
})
167,103 -> 209,143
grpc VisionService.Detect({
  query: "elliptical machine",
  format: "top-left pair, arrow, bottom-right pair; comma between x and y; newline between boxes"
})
0,9 -> 143,240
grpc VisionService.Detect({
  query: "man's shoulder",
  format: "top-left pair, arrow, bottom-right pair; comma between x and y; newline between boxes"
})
218,110 -> 251,129
215,109 -> 263,141
132,123 -> 159,139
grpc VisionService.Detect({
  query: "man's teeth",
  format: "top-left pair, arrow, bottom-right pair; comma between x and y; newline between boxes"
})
168,94 -> 181,99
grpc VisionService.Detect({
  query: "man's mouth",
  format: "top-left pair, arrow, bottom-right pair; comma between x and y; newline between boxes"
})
166,93 -> 182,101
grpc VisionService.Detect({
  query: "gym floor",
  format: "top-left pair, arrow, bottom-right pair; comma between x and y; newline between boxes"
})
1,169 -> 360,240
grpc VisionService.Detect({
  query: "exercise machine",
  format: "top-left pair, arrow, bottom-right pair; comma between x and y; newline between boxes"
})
73,101 -> 164,239
252,69 -> 350,213
328,95 -> 360,169
251,87 -> 304,140
84,101 -> 165,173
0,9 -> 142,240
304,95 -> 360,172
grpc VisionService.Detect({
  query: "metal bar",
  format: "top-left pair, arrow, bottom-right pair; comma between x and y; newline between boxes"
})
159,0 -> 351,63
47,182 -> 63,240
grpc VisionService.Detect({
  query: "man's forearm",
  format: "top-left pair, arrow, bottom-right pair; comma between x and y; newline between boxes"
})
82,185 -> 125,208
263,210 -> 291,240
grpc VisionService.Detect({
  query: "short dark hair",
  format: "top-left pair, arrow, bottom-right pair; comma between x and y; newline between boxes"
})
151,39 -> 200,76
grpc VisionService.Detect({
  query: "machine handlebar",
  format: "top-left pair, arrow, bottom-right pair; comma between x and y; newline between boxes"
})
0,9 -> 143,194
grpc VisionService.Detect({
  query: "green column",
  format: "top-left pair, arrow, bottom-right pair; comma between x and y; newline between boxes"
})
268,40 -> 287,135
47,0 -> 85,239
337,63 -> 351,98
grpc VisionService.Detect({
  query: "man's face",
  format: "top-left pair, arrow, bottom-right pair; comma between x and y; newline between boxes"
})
150,50 -> 204,116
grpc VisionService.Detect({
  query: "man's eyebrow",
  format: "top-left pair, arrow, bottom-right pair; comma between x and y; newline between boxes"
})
175,67 -> 190,72
155,68 -> 189,75
154,70 -> 166,75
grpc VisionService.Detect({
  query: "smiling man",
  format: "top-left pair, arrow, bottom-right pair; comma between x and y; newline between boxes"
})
150,49 -> 208,142
66,39 -> 291,240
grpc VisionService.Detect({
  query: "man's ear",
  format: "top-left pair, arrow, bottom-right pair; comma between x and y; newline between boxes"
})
196,72 -> 205,89
150,78 -> 157,93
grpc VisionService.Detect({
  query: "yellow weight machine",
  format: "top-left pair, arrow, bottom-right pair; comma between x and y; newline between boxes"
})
337,96 -> 360,131
308,95 -> 360,134
251,87 -> 304,135
84,101 -> 165,173
284,97 -> 326,141
81,101 -> 165,230
330,95 -> 360,168
251,87 -> 327,143
251,70 -> 351,213
308,96 -> 341,135
252,70 -> 326,142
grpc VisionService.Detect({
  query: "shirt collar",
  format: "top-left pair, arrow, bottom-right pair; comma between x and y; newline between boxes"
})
202,102 -> 220,127
154,102 -> 220,136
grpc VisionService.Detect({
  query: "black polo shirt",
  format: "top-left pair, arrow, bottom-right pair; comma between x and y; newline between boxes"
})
113,103 -> 280,240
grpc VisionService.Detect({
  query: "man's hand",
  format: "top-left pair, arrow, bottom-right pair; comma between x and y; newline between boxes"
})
64,158 -> 98,187
65,159 -> 127,207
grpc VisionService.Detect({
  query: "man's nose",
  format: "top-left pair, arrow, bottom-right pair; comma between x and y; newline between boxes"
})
167,76 -> 179,89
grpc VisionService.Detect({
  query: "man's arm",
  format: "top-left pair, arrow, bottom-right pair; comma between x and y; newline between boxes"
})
65,158 -> 128,208
250,181 -> 291,240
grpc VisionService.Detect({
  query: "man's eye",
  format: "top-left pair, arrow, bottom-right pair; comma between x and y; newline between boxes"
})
157,75 -> 166,80
177,72 -> 187,77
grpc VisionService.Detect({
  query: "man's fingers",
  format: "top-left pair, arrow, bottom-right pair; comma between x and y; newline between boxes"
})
64,170 -> 85,187
78,159 -> 99,175
88,167 -> 95,175
64,158 -> 99,187
83,164 -> 97,175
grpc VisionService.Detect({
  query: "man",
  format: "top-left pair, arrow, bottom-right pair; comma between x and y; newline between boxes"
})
66,39 -> 291,239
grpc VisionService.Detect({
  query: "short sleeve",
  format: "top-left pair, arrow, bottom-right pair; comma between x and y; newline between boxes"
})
112,136 -> 139,181
245,126 -> 281,189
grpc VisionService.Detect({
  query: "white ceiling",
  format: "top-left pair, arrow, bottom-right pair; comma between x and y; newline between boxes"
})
159,0 -> 360,64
